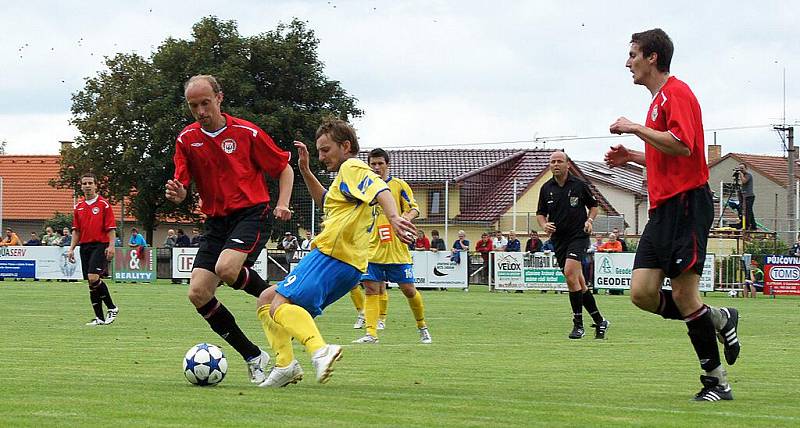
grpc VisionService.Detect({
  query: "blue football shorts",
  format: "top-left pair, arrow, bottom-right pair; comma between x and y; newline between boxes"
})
276,249 -> 362,317
361,262 -> 415,284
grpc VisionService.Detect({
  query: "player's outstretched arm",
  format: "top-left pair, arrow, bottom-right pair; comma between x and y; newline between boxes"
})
165,180 -> 188,204
294,141 -> 326,206
376,190 -> 416,244
273,164 -> 294,221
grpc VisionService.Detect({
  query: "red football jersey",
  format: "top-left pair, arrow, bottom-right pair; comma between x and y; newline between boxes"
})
174,113 -> 290,217
644,76 -> 709,208
72,196 -> 116,244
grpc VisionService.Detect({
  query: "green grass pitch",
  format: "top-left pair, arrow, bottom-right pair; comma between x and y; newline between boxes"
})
1,280 -> 798,427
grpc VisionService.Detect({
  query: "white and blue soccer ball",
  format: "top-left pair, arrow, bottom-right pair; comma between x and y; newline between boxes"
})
183,343 -> 228,386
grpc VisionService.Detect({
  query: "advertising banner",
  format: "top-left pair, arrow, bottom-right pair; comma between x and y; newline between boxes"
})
593,252 -> 715,291
171,247 -> 269,279
113,248 -> 156,282
385,250 -> 467,289
493,252 -> 567,291
763,255 -> 800,295
0,246 -> 83,280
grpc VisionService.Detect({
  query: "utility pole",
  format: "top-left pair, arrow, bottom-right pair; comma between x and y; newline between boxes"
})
776,125 -> 795,237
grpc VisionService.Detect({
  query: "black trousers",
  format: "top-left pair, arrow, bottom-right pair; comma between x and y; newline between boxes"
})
742,195 -> 756,230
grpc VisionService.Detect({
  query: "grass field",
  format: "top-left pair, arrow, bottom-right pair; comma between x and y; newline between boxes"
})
1,280 -> 798,427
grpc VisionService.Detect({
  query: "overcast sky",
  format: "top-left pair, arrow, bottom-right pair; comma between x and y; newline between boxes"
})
1,0 -> 797,161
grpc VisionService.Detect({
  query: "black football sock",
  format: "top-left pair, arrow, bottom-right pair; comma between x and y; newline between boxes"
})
658,290 -> 683,320
685,305 -> 722,373
88,287 -> 104,320
230,267 -> 269,298
197,297 -> 260,361
97,280 -> 116,309
582,290 -> 604,324
568,291 -> 583,325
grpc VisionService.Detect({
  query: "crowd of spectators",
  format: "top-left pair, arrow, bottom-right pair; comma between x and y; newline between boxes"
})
1,226 -> 76,247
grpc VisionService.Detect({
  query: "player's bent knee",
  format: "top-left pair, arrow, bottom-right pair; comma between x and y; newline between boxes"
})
399,283 -> 416,298
187,284 -> 214,307
214,263 -> 239,284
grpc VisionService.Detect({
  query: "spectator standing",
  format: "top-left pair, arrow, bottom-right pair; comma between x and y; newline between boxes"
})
1,228 -> 22,246
525,230 -> 543,253
612,227 -> 629,251
598,233 -> 623,252
451,230 -> 470,264
190,228 -> 204,247
735,163 -> 756,231
282,232 -> 299,262
128,227 -> 147,258
506,231 -> 521,252
492,230 -> 508,252
430,229 -> 446,252
59,227 -> 72,247
26,232 -> 42,246
175,228 -> 191,247
414,230 -> 431,251
163,229 -> 177,248
41,227 -> 60,246
300,231 -> 313,251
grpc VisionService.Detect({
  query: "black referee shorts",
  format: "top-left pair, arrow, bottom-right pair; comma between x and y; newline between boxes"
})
553,235 -> 589,272
193,203 -> 272,273
634,184 -> 713,279
79,242 -> 108,280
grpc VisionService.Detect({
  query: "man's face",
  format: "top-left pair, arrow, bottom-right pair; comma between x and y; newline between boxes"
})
316,133 -> 350,172
495,231 -> 503,238
46,227 -> 53,235
369,156 -> 389,180
458,233 -> 465,240
549,152 -> 568,179
306,232 -> 311,238
131,230 -> 138,236
63,228 -> 70,235
185,80 -> 223,130
193,229 -> 199,235
509,232 -> 516,240
626,42 -> 655,86
6,230 -> 12,238
481,234 -> 489,241
417,230 -> 424,238
81,177 -> 97,197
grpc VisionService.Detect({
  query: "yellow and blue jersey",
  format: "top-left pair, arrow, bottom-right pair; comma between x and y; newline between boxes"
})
312,158 -> 389,272
368,176 -> 418,264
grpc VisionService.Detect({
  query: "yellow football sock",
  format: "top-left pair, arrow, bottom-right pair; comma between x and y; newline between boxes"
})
272,303 -> 326,354
379,290 -> 389,321
365,294 -> 380,337
350,286 -> 365,314
407,290 -> 426,329
257,304 -> 293,367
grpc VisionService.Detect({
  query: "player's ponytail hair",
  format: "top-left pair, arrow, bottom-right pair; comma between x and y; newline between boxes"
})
316,116 -> 359,155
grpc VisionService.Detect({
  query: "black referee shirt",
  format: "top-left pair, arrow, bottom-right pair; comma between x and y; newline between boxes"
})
537,174 -> 598,240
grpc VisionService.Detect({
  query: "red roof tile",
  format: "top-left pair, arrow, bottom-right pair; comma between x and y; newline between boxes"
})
0,155 -> 133,222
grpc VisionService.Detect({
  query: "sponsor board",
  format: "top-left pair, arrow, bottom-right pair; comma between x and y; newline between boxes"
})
593,253 -> 715,291
171,247 -> 269,279
493,252 -> 568,291
113,248 -> 156,282
387,251 -> 467,289
764,254 -> 800,295
0,246 -> 83,279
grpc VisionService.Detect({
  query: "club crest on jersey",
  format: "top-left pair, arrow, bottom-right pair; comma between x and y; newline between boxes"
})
221,139 -> 237,154
650,105 -> 659,122
569,196 -> 579,207
92,206 -> 100,215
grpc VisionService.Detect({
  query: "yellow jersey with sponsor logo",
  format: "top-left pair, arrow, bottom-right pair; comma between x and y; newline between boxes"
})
368,176 -> 418,264
312,158 -> 389,272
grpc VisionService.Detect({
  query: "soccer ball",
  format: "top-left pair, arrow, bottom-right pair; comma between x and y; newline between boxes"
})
183,343 -> 228,386
728,289 -> 738,298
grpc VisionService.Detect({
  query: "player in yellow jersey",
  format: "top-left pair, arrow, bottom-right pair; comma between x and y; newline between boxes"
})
353,148 -> 431,345
255,118 -> 416,388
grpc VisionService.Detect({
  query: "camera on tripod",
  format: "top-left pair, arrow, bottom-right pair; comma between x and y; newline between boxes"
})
732,167 -> 742,181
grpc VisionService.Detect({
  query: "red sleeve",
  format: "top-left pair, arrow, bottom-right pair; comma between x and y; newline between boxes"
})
664,89 -> 697,153
423,237 -> 431,250
252,130 -> 290,179
103,200 -> 116,231
173,140 -> 191,187
72,206 -> 79,231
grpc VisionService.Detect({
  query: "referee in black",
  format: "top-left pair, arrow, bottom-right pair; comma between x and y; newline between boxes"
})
537,151 -> 609,339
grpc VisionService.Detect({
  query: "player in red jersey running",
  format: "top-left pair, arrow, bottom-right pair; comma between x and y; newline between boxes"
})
67,173 -> 119,326
166,75 -> 294,384
606,29 -> 740,401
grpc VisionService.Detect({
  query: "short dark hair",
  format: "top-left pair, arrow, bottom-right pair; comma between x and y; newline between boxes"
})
368,148 -> 390,164
80,172 -> 96,182
431,229 -> 440,236
631,28 -> 673,73
131,227 -> 138,232
315,117 -> 359,155
177,228 -> 185,235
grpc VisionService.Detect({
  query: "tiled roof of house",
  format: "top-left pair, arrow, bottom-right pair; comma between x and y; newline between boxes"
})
355,149 -> 619,223
709,153 -> 800,188
0,155 -> 132,221
574,161 -> 647,196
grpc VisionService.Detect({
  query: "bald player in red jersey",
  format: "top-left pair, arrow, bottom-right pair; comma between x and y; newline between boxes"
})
67,173 -> 118,326
166,74 -> 294,384
606,29 -> 740,402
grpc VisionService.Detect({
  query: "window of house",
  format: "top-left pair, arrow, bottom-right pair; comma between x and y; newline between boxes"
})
430,191 -> 442,215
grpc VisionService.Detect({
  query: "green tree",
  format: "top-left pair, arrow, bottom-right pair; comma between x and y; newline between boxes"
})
53,16 -> 360,243
44,212 -> 73,234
